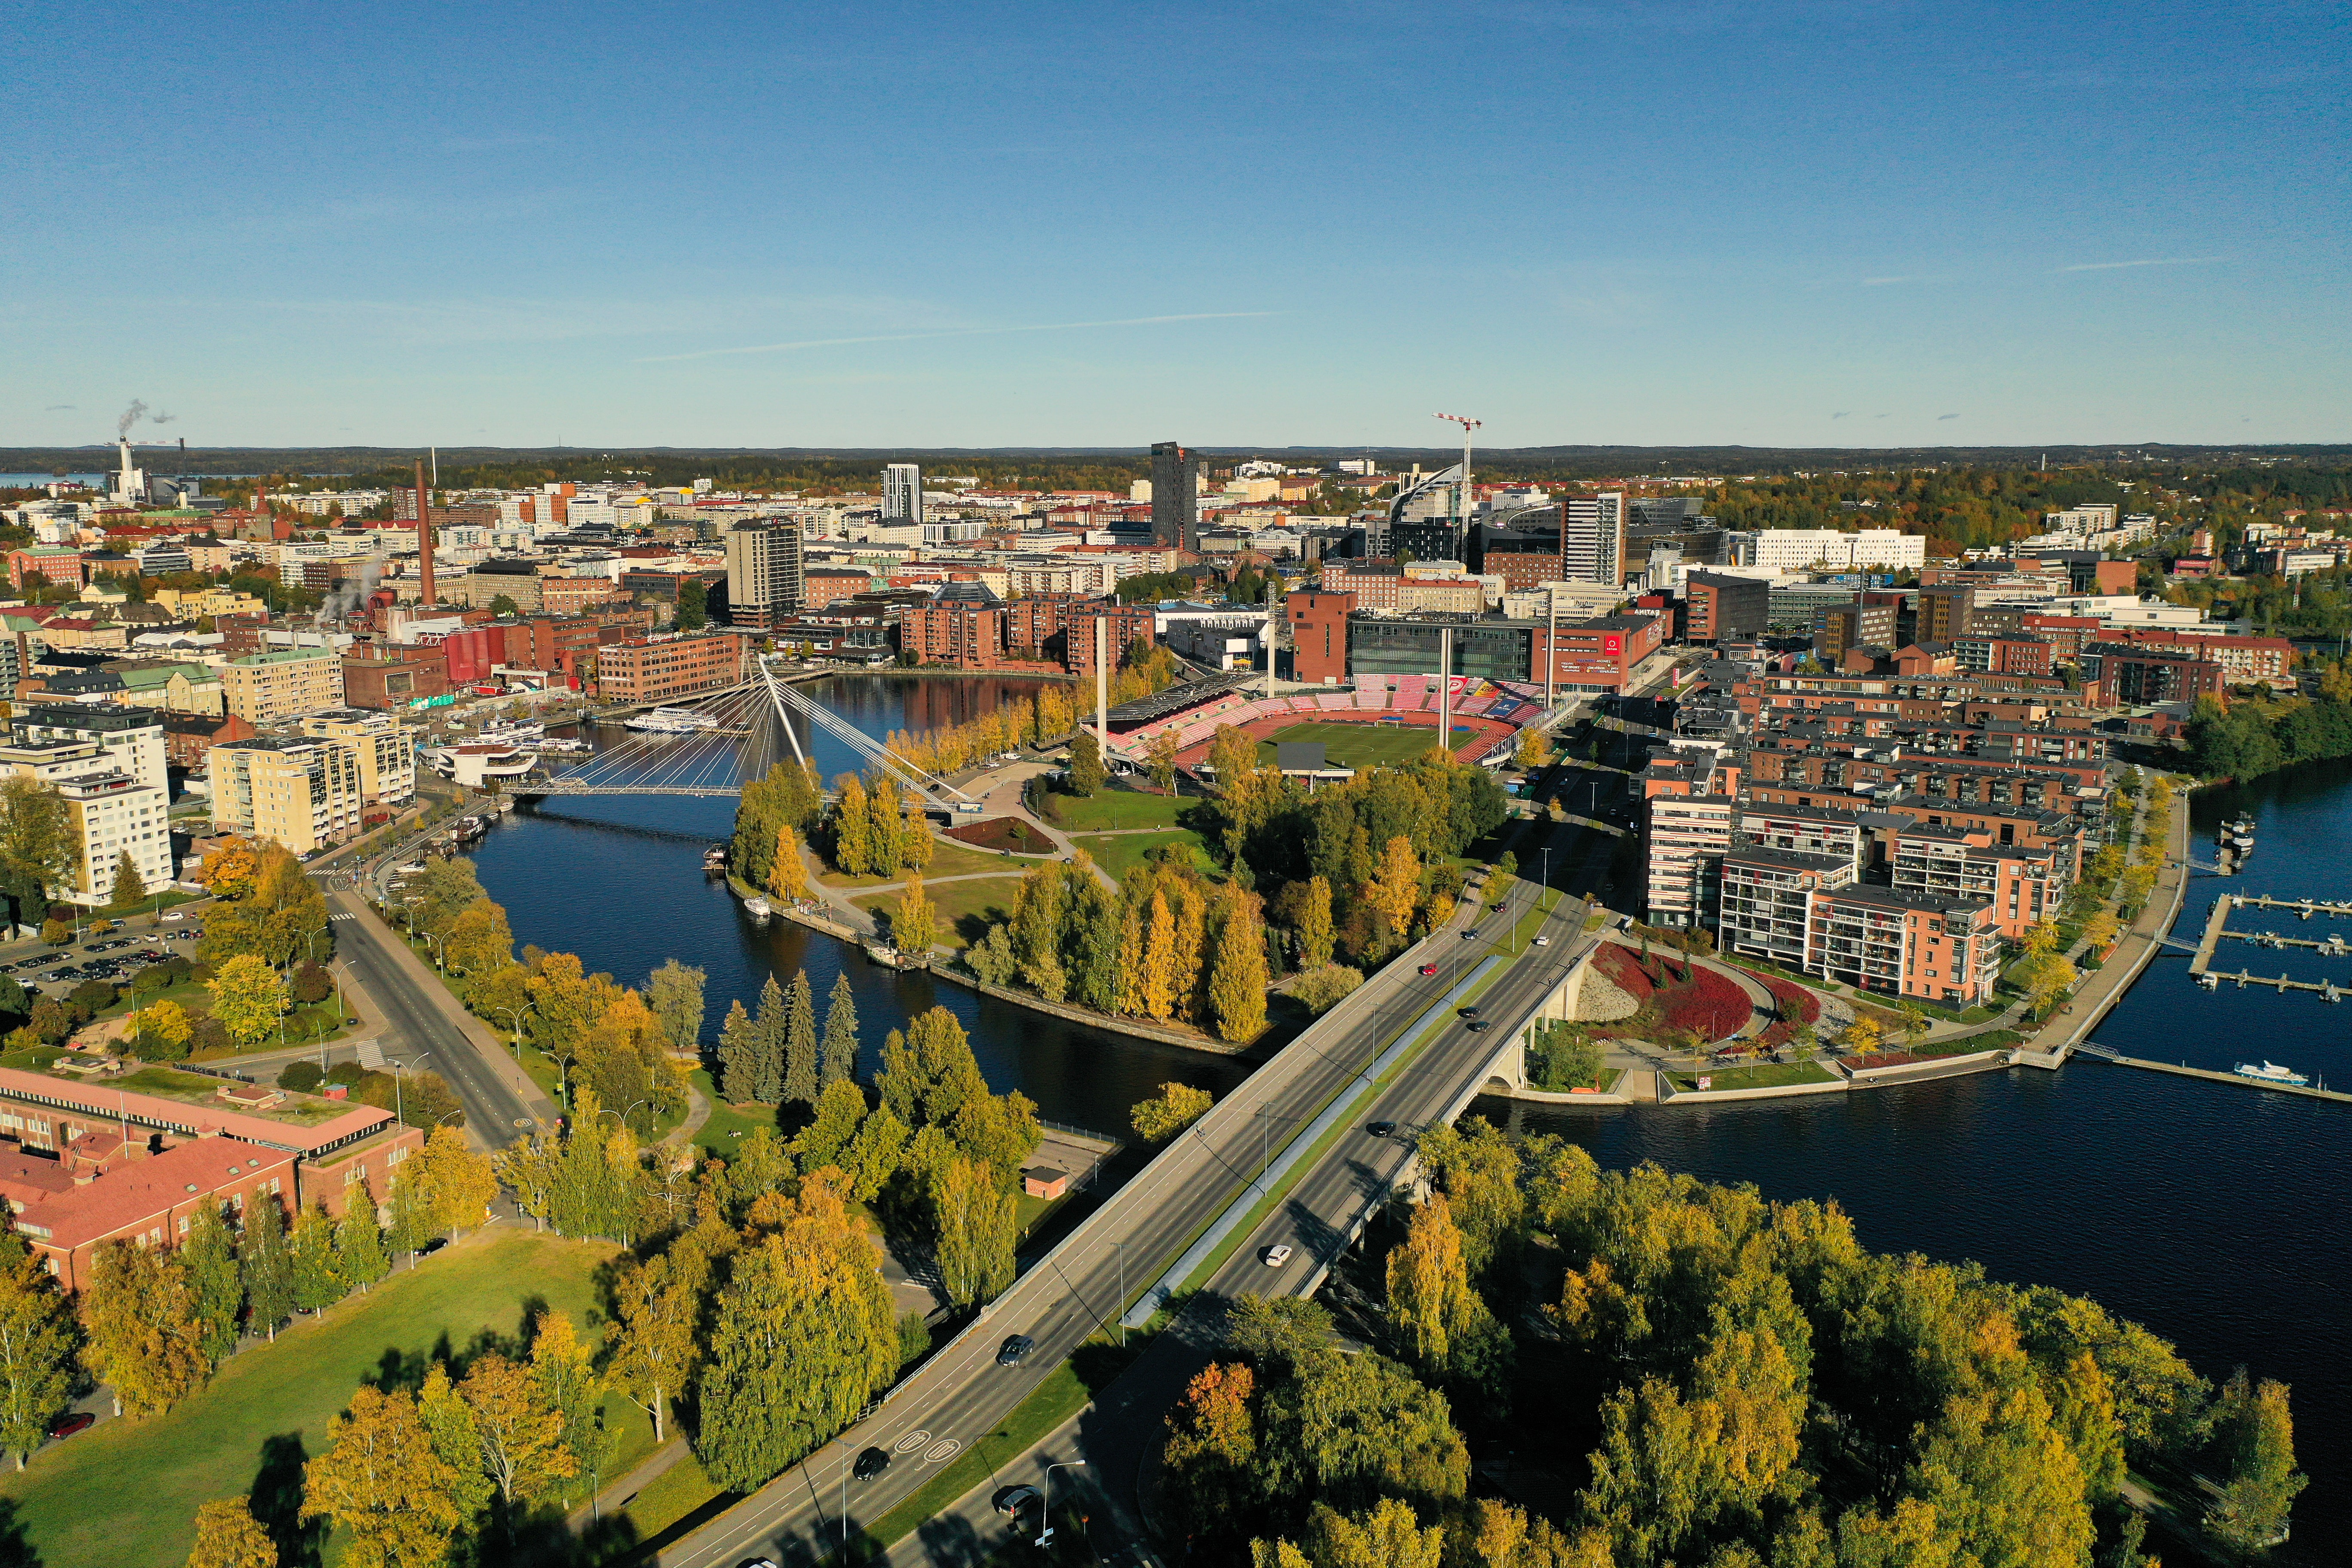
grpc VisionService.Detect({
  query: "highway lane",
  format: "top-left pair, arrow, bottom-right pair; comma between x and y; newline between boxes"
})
661,876 -> 1572,1566
324,892 -> 540,1148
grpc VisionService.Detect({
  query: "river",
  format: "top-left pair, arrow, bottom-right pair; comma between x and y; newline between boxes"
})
1478,760 -> 2352,1559
467,674 -> 1250,1142
471,676 -> 2346,1555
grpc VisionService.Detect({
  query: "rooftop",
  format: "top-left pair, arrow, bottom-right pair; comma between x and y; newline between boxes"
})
18,1138 -> 300,1251
0,1066 -> 392,1153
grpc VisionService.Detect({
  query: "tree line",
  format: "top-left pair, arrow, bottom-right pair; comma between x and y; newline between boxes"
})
0,1128 -> 494,1467
1163,1121 -> 2305,1565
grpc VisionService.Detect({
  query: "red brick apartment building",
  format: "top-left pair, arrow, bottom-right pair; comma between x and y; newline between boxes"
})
0,1065 -> 423,1289
594,632 -> 751,703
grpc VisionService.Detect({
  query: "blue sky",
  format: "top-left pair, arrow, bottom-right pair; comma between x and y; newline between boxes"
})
7,0 -> 2346,450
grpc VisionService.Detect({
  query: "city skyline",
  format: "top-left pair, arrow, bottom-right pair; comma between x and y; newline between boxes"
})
8,0 -> 2346,449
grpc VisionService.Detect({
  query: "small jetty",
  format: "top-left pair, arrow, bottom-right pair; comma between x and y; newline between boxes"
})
2187,894 -> 2352,1001
2074,1041 -> 2351,1104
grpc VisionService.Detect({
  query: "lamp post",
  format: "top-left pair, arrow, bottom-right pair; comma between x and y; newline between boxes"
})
389,1053 -> 432,1130
493,1005 -> 530,1062
832,1435 -> 856,1555
1035,1461 -> 1086,1549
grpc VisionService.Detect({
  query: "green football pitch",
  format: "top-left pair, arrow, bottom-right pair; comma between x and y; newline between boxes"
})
1257,720 -> 1476,769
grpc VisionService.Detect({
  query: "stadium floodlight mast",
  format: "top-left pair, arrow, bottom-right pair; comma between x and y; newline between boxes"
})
1433,412 -> 1481,522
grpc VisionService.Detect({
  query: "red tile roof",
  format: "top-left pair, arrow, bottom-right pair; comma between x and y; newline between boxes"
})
19,1137 -> 296,1250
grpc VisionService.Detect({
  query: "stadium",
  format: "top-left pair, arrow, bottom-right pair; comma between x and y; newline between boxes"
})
1101,673 -> 1556,781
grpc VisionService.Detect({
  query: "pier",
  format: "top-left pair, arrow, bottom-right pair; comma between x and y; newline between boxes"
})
2073,1042 -> 2351,1104
2186,894 -> 2352,998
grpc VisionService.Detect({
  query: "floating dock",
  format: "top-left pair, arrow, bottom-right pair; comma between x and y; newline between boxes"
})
2074,1043 -> 2350,1104
2187,894 -> 2352,998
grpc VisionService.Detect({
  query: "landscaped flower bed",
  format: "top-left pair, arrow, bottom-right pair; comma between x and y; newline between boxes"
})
1592,943 -> 1753,1045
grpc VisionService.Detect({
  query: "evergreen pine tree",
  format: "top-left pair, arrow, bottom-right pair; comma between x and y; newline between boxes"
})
782,971 -> 818,1107
820,972 -> 860,1087
715,998 -> 759,1103
183,1202 -> 243,1367
239,1200 -> 295,1342
751,974 -> 788,1103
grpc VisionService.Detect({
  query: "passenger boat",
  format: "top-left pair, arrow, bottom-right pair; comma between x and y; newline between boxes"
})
2232,1060 -> 2309,1087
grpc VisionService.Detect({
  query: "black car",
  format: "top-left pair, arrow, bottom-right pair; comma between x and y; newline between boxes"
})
993,1483 -> 1042,1517
1467,1019 -> 1493,1032
419,1237 -> 450,1256
1366,1120 -> 1397,1138
852,1446 -> 890,1480
995,1334 -> 1035,1367
1458,1005 -> 1481,1019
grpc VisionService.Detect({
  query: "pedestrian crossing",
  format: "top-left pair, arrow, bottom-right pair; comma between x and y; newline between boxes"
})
330,912 -> 357,922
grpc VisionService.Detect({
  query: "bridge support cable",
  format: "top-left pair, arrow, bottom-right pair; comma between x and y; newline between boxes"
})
756,661 -> 977,807
526,680 -> 772,798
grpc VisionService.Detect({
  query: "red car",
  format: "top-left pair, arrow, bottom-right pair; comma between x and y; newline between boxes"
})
47,1411 -> 94,1441
1418,964 -> 1438,976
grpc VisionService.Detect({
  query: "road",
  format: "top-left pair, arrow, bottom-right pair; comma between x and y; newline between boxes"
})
662,816 -> 1615,1568
322,891 -> 547,1148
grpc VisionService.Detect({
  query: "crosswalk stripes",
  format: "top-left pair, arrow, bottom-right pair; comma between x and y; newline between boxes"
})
329,912 -> 356,922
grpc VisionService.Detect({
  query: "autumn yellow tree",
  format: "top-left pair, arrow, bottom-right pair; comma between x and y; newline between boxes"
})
80,1241 -> 207,1418
459,1352 -> 576,1506
205,954 -> 287,1049
891,874 -> 938,957
1130,1081 -> 1213,1142
1364,835 -> 1422,935
769,824 -> 809,901
1140,888 -> 1179,1020
1295,874 -> 1334,970
184,1497 -> 274,1568
1386,1194 -> 1487,1369
302,1386 -> 465,1568
1841,1014 -> 1885,1057
1208,889 -> 1269,1043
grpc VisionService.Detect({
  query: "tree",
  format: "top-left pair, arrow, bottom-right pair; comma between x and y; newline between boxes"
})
81,1240 -> 207,1418
1296,875 -> 1335,971
676,578 -> 709,630
821,971 -> 859,1085
301,1385 -> 466,1568
1386,1194 -> 1485,1369
240,1199 -> 296,1342
2080,910 -> 2119,954
694,1182 -> 898,1492
442,898 -> 514,976
1140,888 -> 1179,1020
2017,951 -> 2079,1020
1069,731 -> 1105,795
1841,1014 -> 1885,1057
832,774 -> 873,875
715,998 -> 759,1102
1514,726 -> 1554,770
337,1204 -> 390,1294
206,954 -> 288,1048
2205,1369 -> 2306,1551
1131,1081 -> 1214,1143
0,1256 -> 75,1469
645,959 -> 707,1056
1365,836 -> 1422,936
184,1496 -> 276,1568
131,996 -> 195,1061
933,1157 -> 1017,1307
795,1076 -> 866,1172
782,969 -> 819,1106
1163,1362 -> 1261,1546
767,824 -> 809,901
0,776 -> 74,931
109,850 -> 147,910
183,1203 -> 243,1366
1209,889 -> 1270,1042
416,1125 -> 498,1238
532,1309 -> 607,1492
610,1253 -> 701,1444
487,593 -> 521,618
1257,1348 -> 1470,1517
290,959 -> 334,1005
1307,1498 -> 1446,1568
891,875 -> 939,958
290,1202 -> 346,1314
1147,727 -> 1181,790
459,1351 -> 576,1507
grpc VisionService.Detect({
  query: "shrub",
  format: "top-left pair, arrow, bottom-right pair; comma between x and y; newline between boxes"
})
188,1017 -> 231,1057
132,957 -> 193,992
325,1060 -> 367,1087
67,979 -> 117,1017
37,919 -> 71,946
1290,964 -> 1366,1016
291,960 -> 333,1005
128,1023 -> 190,1063
278,1060 -> 325,1092
25,998 -> 72,1045
1659,968 -> 1749,1041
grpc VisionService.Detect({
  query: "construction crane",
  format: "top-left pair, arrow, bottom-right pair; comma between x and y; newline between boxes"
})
1433,412 -> 1481,522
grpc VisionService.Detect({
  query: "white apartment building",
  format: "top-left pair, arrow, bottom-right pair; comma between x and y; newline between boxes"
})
0,735 -> 173,906
1746,528 -> 1927,572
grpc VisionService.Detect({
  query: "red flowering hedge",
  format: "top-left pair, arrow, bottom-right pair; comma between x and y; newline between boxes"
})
1593,942 -> 1656,1001
1659,965 -> 1752,1041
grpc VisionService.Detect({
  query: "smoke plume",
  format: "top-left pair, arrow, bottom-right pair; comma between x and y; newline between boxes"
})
117,400 -> 148,438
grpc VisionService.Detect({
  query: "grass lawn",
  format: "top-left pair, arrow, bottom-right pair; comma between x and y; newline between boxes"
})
818,842 -> 1016,890
851,876 -> 1026,951
1047,790 -> 1188,831
1669,1060 -> 1841,1091
1918,1028 -> 2024,1057
691,1069 -> 779,1158
1069,830 -> 1212,883
1256,720 -> 1473,769
0,1227 -> 634,1568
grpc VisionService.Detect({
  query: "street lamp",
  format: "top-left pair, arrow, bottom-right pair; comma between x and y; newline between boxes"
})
492,1005 -> 530,1062
832,1435 -> 856,1555
596,1099 -> 653,1136
388,1053 -> 432,1130
1035,1461 -> 1086,1549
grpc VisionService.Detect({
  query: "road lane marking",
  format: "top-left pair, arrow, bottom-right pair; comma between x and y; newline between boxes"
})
925,1439 -> 961,1463
894,1429 -> 931,1453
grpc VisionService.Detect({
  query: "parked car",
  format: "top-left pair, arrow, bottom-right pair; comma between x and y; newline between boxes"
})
46,1412 -> 94,1441
995,1334 -> 1035,1367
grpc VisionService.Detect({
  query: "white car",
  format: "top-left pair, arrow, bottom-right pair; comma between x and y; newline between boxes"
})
161,912 -> 185,922
1534,935 -> 1551,946
1262,1244 -> 1293,1268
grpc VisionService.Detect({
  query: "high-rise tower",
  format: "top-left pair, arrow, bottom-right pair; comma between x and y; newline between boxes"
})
1150,442 -> 1198,551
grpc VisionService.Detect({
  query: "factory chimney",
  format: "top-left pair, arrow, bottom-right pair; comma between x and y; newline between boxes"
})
414,458 -> 437,606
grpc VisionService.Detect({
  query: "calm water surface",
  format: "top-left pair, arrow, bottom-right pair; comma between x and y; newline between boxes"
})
1480,760 -> 2352,1560
473,677 -> 2348,1554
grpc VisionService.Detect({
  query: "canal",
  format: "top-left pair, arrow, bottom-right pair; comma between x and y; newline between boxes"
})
472,675 -> 2346,1553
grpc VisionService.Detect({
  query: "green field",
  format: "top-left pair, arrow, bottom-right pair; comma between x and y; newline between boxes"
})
1256,720 -> 1475,769
852,874 -> 1026,950
1668,1060 -> 1841,1091
1069,830 -> 1213,882
0,1228 -> 637,1568
1047,790 -> 1188,831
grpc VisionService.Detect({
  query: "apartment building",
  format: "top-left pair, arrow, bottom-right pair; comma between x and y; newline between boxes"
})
297,709 -> 417,805
0,729 -> 173,905
593,633 -> 751,704
1746,528 -> 1926,572
1715,847 -> 1999,1006
221,648 -> 346,724
901,602 -> 1007,668
208,736 -> 364,855
1891,823 -> 2066,941
1683,573 -> 1769,644
1642,794 -> 1736,929
13,704 -> 167,793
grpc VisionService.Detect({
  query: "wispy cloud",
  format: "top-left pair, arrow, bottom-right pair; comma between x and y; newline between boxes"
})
1937,413 -> 1960,420
42,403 -> 74,410
1830,411 -> 1851,420
1862,275 -> 1931,287
637,312 -> 1275,364
2057,257 -> 2222,273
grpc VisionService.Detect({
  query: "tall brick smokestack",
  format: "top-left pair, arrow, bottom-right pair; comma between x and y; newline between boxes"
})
414,458 -> 436,606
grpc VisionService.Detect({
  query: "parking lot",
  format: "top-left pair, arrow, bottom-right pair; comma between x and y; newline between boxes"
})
0,915 -> 205,997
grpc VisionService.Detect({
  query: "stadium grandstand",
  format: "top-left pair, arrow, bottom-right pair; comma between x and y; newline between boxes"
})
1102,674 -> 1552,779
